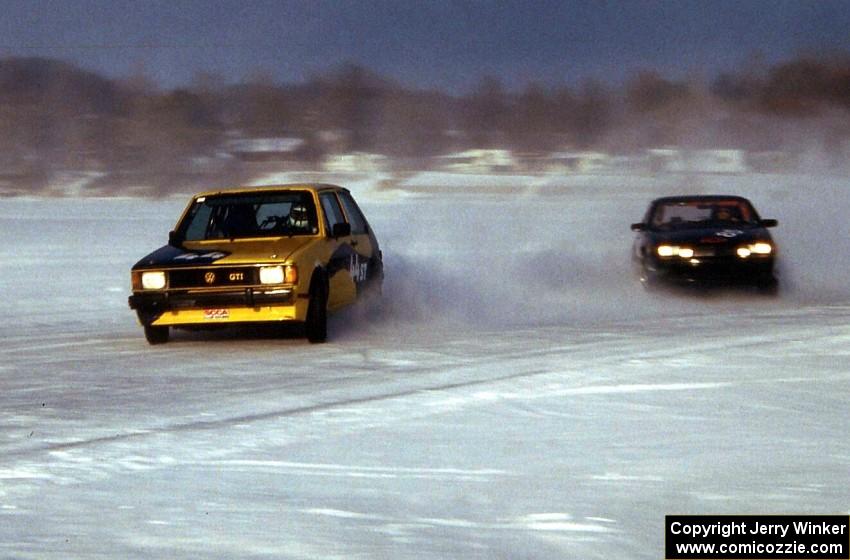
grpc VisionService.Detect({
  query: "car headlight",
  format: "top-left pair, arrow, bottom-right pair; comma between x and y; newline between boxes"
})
751,242 -> 773,254
259,265 -> 297,285
259,266 -> 284,284
677,247 -> 694,258
141,271 -> 166,290
657,245 -> 693,258
737,242 -> 773,258
657,245 -> 675,257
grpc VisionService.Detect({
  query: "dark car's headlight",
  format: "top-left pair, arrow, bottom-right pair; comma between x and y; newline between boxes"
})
736,242 -> 773,258
657,245 -> 694,258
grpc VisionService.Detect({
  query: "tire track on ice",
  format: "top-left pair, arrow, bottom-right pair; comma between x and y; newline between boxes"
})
4,312 -> 845,460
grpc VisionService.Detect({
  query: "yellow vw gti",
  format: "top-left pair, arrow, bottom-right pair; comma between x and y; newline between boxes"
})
129,184 -> 383,344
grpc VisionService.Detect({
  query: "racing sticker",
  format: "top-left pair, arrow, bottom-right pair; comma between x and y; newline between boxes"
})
204,308 -> 230,320
174,251 -> 228,262
349,254 -> 368,283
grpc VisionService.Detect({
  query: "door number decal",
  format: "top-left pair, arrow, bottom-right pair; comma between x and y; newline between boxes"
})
349,254 -> 368,283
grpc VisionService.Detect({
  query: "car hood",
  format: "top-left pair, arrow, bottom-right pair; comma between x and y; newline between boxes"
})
132,237 -> 315,269
648,226 -> 772,246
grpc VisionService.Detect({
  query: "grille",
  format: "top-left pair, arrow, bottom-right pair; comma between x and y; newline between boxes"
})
168,267 -> 256,289
693,244 -> 739,258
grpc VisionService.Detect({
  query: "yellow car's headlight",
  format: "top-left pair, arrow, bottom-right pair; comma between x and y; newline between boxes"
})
141,271 -> 166,290
259,265 -> 297,285
259,266 -> 284,284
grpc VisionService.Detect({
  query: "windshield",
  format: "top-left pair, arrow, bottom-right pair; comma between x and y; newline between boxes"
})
650,199 -> 758,230
179,191 -> 319,241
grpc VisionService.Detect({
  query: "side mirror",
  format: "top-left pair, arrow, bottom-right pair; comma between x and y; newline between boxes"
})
760,219 -> 778,228
631,223 -> 647,232
332,222 -> 351,238
168,230 -> 184,247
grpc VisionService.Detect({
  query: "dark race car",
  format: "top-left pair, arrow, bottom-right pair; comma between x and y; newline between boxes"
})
631,195 -> 778,292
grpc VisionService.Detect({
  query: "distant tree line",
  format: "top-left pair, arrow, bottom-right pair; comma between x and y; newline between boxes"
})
1,54 -> 849,195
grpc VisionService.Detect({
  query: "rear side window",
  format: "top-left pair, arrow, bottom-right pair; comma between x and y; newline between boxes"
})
337,191 -> 368,235
319,192 -> 345,233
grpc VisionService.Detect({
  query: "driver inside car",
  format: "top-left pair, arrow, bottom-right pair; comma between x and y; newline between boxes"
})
287,203 -> 312,232
713,206 -> 742,223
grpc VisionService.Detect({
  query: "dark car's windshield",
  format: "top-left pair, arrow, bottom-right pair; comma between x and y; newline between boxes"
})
650,199 -> 759,230
180,191 -> 319,241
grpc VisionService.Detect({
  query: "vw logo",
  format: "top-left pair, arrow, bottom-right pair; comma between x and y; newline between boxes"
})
204,271 -> 216,284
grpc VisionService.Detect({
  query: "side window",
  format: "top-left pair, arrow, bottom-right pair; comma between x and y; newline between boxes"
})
319,192 -> 345,234
337,191 -> 368,235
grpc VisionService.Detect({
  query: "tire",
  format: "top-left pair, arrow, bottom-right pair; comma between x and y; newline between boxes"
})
639,267 -> 660,292
305,278 -> 328,344
144,325 -> 169,345
756,276 -> 779,296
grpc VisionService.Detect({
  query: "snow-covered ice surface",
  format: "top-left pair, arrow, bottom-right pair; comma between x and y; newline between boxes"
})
1,173 -> 849,559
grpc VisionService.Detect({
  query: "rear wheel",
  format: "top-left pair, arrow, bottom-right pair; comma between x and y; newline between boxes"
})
305,279 -> 328,343
144,325 -> 169,345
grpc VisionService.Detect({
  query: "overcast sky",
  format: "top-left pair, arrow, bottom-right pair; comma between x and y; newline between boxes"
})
2,0 -> 849,93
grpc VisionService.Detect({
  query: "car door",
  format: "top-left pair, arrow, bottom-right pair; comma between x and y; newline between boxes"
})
318,191 -> 357,311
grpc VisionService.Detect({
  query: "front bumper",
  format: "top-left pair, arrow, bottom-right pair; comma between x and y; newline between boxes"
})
646,256 -> 775,285
129,288 -> 308,326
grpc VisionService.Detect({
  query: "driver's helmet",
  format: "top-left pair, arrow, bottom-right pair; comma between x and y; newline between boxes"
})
714,206 -> 739,222
288,204 -> 310,229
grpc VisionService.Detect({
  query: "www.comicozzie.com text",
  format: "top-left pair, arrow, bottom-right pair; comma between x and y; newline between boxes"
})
670,519 -> 847,539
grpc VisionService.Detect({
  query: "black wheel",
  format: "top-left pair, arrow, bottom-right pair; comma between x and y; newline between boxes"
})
144,325 -> 169,345
639,267 -> 660,292
756,276 -> 779,296
305,279 -> 328,343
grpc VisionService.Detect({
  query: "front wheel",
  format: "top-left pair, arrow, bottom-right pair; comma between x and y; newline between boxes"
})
638,267 -> 660,292
144,325 -> 169,345
305,282 -> 328,343
756,276 -> 779,296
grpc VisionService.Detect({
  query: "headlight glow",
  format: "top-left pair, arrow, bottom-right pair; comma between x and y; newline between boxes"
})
259,265 -> 297,285
737,242 -> 773,258
657,245 -> 693,258
141,271 -> 166,290
751,242 -> 773,255
259,266 -> 285,284
657,245 -> 675,257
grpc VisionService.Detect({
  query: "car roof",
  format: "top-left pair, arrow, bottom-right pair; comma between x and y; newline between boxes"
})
192,183 -> 347,198
651,194 -> 752,205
